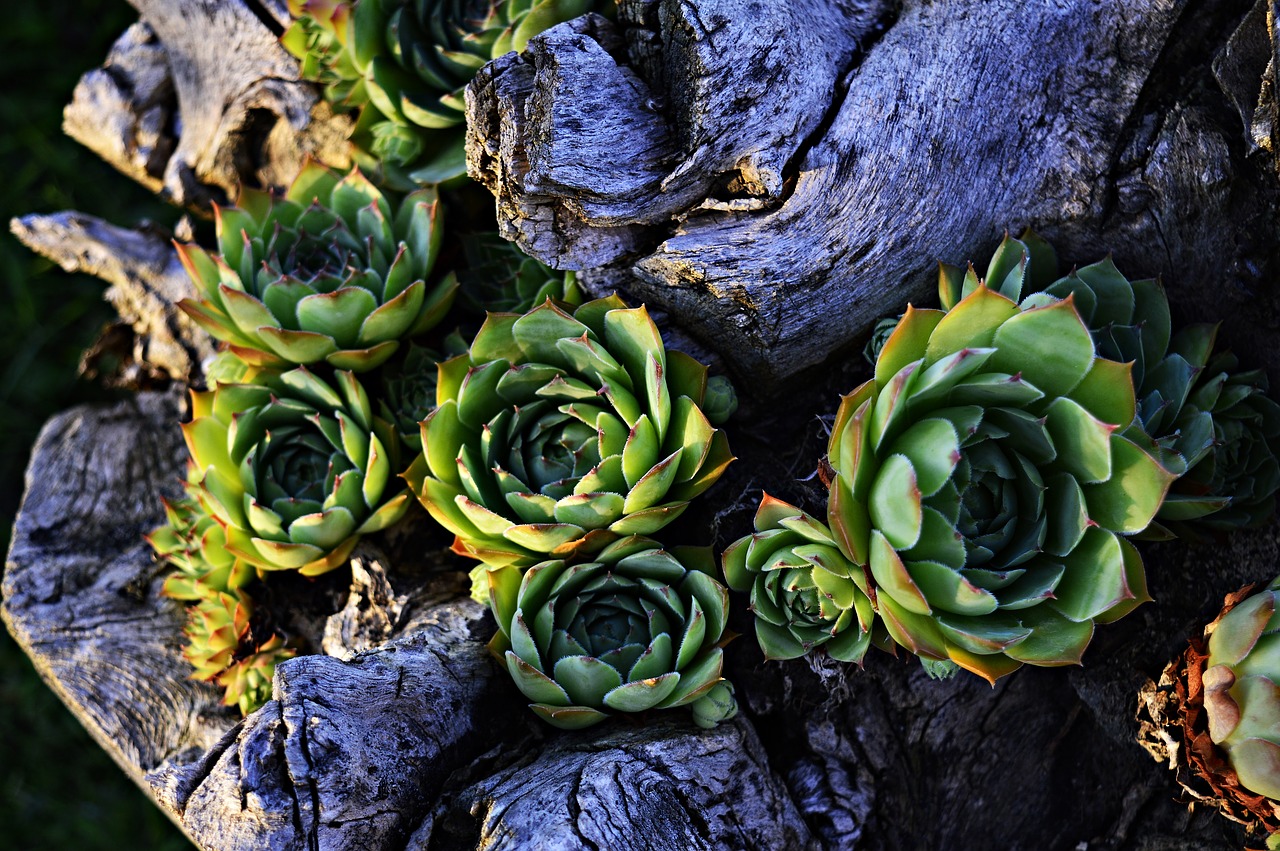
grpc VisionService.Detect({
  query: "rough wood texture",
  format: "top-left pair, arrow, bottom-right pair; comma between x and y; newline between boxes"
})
9,212 -> 214,384
422,717 -> 813,850
469,0 -> 1280,392
65,0 -> 351,208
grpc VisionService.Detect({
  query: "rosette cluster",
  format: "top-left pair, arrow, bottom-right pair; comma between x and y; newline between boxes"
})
486,537 -> 737,729
826,285 -> 1173,682
183,366 -> 412,576
722,495 -> 873,663
177,162 -> 455,372
284,0 -> 601,185
148,484 -> 294,715
406,295 -> 734,575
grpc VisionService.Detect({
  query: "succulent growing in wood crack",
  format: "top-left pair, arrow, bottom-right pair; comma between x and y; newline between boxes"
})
1202,577 -> 1280,803
828,282 -> 1173,682
940,230 -> 1280,538
404,295 -> 734,586
183,366 -> 412,576
486,536 -> 736,729
284,0 -> 603,187
722,494 -> 874,663
177,161 -> 456,373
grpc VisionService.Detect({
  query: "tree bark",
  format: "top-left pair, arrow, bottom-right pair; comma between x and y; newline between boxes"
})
9,0 -> 1280,849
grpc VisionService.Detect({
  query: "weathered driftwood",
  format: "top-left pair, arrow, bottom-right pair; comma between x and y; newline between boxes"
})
467,0 -> 1280,392
9,212 -> 214,384
65,0 -> 351,208
11,0 -> 1280,849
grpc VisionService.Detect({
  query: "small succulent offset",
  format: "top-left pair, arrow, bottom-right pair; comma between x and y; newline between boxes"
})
405,295 -> 734,580
183,367 -> 413,576
486,536 -> 737,729
943,231 -> 1280,538
284,0 -> 600,186
722,494 -> 874,663
376,330 -> 467,451
177,161 -> 456,373
149,482 -> 259,601
182,589 -> 296,716
828,283 -> 1172,682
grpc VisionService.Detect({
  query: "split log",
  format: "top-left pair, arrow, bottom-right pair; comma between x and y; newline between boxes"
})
467,0 -> 1280,392
65,0 -> 352,208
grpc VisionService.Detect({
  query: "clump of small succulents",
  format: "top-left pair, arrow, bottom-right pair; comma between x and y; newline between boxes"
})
148,483 -> 296,714
283,0 -> 606,187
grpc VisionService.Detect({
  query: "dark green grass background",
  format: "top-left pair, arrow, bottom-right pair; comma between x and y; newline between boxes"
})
2,2 -> 191,846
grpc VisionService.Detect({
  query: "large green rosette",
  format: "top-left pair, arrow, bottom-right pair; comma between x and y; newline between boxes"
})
177,162 -> 455,372
828,284 -> 1173,682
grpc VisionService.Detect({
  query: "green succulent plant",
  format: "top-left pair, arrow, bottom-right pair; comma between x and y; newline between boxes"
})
404,295 -> 734,577
177,161 -> 456,373
456,233 -> 583,316
486,536 -> 737,729
182,589 -> 296,716
183,366 -> 412,576
1203,577 -> 1280,801
148,478 -> 258,601
283,0 -> 600,187
376,330 -> 468,451
828,283 -> 1172,682
722,494 -> 874,663
940,231 -> 1280,538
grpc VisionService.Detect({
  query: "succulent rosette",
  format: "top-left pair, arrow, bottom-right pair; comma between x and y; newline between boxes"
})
183,589 -> 296,716
828,284 -> 1173,682
284,0 -> 600,186
177,162 -> 456,372
943,231 -> 1280,537
1203,578 -> 1280,802
722,494 -> 874,663
457,233 -> 583,316
183,366 -> 412,576
405,295 -> 734,572
486,536 -> 736,729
